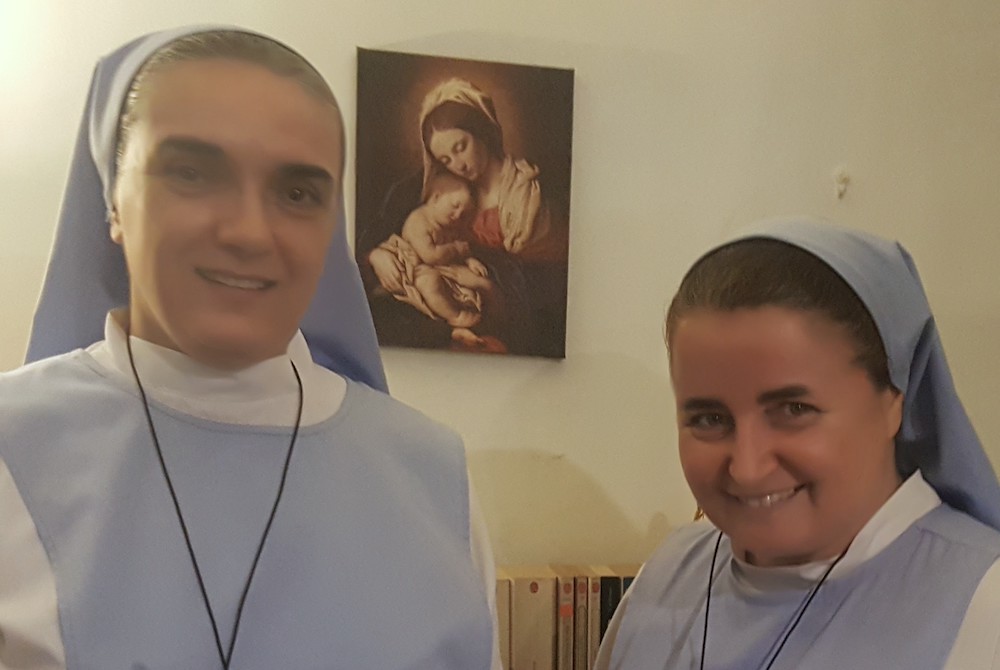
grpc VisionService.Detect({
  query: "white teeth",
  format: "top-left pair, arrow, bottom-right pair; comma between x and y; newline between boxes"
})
200,270 -> 271,290
739,487 -> 800,508
216,276 -> 267,290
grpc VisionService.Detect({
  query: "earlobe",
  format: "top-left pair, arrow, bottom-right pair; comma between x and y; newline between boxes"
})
886,390 -> 904,439
109,207 -> 124,245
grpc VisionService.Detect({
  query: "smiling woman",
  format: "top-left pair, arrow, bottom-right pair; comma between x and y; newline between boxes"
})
597,219 -> 1000,670
111,55 -> 342,369
667,241 -> 903,570
0,27 -> 500,670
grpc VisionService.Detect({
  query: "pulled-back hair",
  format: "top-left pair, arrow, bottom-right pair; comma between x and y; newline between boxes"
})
115,30 -> 338,174
665,238 -> 895,391
421,100 -> 504,160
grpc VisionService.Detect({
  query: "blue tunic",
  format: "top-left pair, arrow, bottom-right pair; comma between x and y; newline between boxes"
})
0,350 -> 493,669
606,506 -> 1000,669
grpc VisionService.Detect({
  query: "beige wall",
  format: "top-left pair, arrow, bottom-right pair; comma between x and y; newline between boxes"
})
2,0 -> 998,565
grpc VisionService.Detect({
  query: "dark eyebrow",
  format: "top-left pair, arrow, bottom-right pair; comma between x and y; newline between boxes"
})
681,398 -> 728,413
154,136 -> 226,159
278,163 -> 335,186
680,386 -> 810,412
153,138 -> 335,186
757,385 -> 810,405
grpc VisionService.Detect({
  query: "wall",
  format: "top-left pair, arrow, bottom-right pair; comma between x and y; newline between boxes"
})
2,0 -> 998,565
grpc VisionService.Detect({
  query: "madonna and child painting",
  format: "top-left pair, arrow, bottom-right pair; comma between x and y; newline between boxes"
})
355,48 -> 574,358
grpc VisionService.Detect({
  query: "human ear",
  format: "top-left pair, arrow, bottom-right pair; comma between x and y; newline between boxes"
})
884,389 -> 904,439
109,206 -> 124,245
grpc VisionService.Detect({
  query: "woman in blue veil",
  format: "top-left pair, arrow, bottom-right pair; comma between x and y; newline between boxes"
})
599,218 -> 1000,670
1,26 -> 499,669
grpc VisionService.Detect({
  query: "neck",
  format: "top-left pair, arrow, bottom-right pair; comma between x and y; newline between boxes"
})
126,321 -> 288,373
91,309 -> 347,427
477,155 -> 505,202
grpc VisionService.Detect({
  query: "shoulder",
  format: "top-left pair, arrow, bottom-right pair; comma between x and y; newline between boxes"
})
500,155 -> 541,184
401,207 -> 429,234
627,521 -> 721,601
917,504 -> 1000,555
336,379 -> 467,466
333,380 -> 472,536
646,520 -> 721,566
0,350 -> 128,463
0,350 -> 116,410
506,156 -> 540,178
1,348 -> 83,382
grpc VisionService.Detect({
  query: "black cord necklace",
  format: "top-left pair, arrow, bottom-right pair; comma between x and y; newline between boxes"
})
126,335 -> 304,669
700,530 -> 849,670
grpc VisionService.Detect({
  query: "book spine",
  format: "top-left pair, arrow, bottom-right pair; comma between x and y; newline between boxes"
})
509,572 -> 556,670
588,576 -> 601,668
555,573 -> 574,670
496,573 -> 512,670
599,575 -> 622,641
573,577 -> 589,670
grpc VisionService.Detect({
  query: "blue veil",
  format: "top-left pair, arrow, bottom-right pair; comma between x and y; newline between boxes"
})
731,218 -> 1000,531
25,26 -> 388,393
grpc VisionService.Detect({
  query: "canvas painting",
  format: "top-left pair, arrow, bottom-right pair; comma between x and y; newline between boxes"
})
355,48 -> 574,358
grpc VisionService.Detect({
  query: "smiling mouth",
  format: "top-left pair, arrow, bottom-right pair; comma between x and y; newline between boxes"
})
735,485 -> 806,508
197,269 -> 276,291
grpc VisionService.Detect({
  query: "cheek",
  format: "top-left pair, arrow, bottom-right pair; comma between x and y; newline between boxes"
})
677,438 -> 718,487
114,198 -> 162,262
285,225 -> 335,279
131,187 -> 214,246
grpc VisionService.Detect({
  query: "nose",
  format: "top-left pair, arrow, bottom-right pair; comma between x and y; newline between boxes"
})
216,187 -> 274,257
727,421 -> 779,485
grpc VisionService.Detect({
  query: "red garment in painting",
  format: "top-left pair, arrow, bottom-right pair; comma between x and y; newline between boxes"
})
471,207 -> 503,248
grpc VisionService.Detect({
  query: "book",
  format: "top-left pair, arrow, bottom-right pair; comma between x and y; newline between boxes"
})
496,568 -> 512,670
592,565 -> 622,643
570,566 -> 598,670
549,566 -> 578,670
609,563 -> 642,597
496,563 -> 644,669
505,566 -> 557,670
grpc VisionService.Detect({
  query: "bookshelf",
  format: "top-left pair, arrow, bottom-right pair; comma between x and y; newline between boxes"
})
496,564 -> 640,670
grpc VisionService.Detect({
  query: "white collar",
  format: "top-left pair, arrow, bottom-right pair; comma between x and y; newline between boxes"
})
87,310 -> 347,427
731,471 -> 940,589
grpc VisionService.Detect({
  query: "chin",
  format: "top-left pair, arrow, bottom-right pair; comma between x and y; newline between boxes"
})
183,325 -> 290,370
734,532 -> 820,566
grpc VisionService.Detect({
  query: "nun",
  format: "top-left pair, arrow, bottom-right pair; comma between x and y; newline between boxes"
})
0,27 -> 499,669
598,219 -> 1000,669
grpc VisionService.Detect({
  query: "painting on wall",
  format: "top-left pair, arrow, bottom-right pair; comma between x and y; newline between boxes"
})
355,48 -> 574,358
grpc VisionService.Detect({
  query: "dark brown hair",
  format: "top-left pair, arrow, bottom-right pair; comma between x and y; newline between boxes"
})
665,237 -> 895,391
116,30 -> 339,175
421,100 -> 504,161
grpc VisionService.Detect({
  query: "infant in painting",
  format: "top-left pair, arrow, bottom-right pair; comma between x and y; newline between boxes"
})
401,172 -> 474,265
411,259 -> 492,328
370,235 -> 493,329
369,172 -> 498,331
